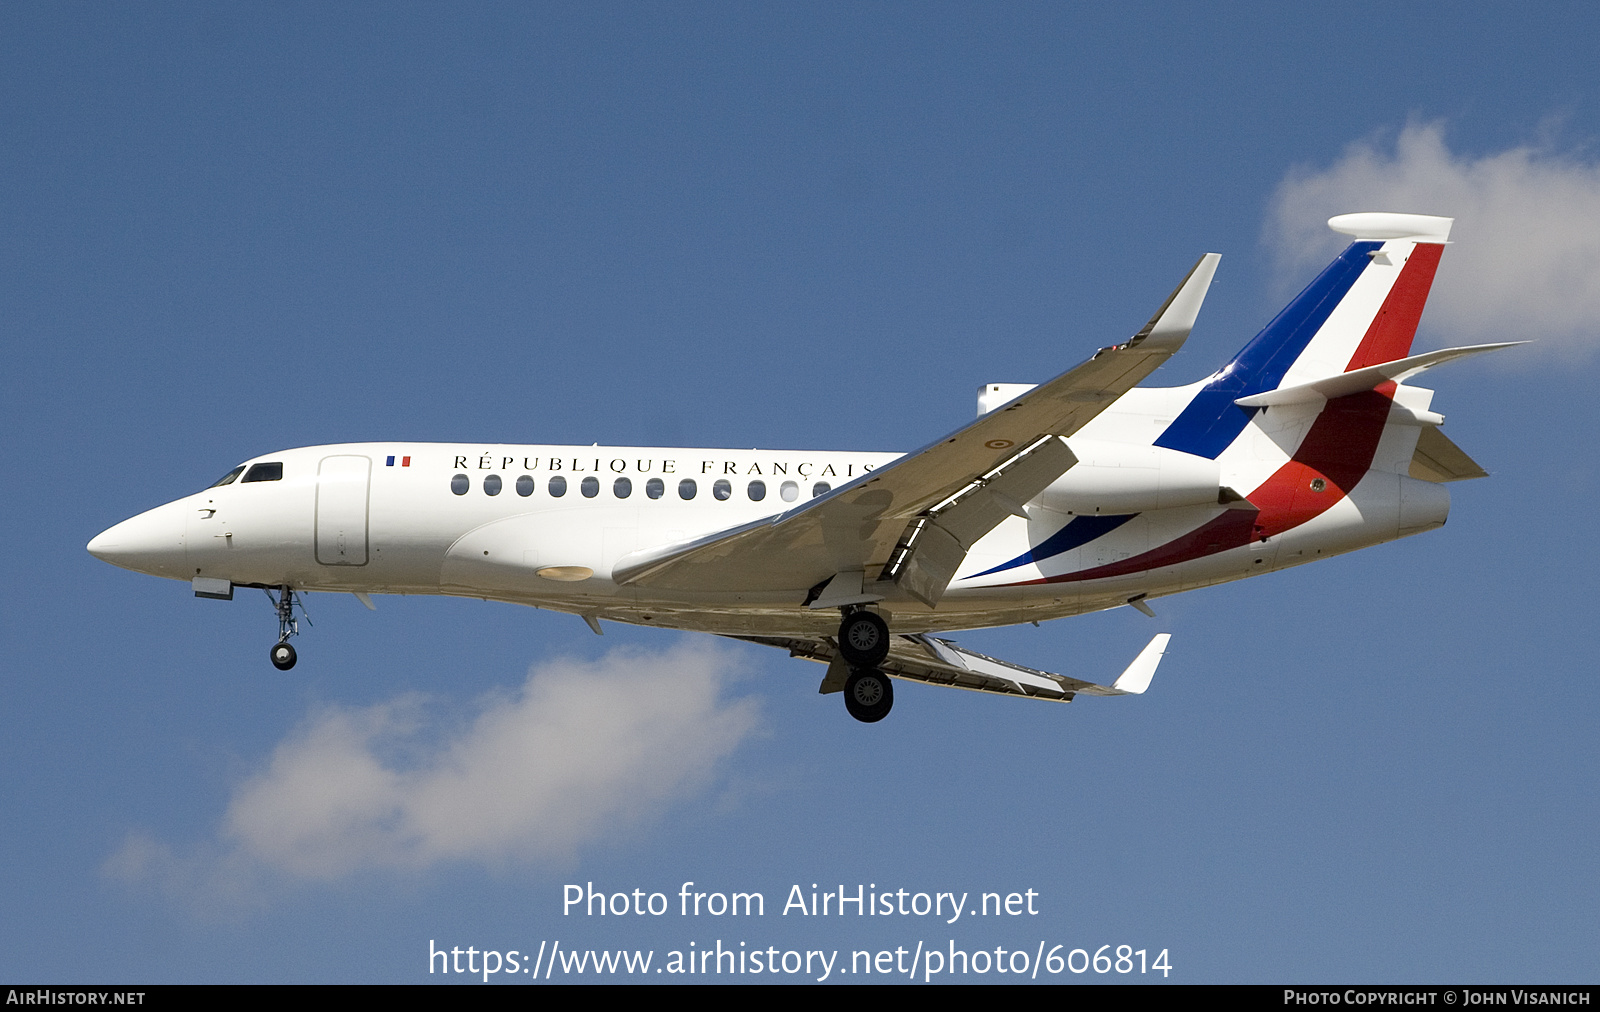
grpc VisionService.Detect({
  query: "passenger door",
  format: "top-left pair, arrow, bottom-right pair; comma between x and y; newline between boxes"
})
315,455 -> 370,565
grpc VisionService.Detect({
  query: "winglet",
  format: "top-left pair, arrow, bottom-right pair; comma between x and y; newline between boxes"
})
1108,633 -> 1171,694
1128,253 -> 1221,353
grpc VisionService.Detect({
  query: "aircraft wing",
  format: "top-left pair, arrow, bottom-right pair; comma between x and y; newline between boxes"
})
733,631 -> 1171,702
613,253 -> 1220,606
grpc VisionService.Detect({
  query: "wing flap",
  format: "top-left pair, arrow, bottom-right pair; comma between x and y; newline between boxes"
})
879,434 -> 1078,606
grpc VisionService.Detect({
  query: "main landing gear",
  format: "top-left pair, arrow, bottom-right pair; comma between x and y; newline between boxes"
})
837,609 -> 889,667
843,667 -> 894,723
265,584 -> 309,670
837,608 -> 894,723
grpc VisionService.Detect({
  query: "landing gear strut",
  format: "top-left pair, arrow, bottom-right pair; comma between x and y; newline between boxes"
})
265,585 -> 309,670
844,667 -> 894,723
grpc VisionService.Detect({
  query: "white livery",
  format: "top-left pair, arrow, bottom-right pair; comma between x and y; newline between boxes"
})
89,213 -> 1512,722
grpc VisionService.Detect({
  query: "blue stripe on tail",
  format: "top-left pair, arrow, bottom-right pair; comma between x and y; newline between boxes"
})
1154,240 -> 1381,459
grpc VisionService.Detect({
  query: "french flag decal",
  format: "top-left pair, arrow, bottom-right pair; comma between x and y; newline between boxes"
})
385,455 -> 411,467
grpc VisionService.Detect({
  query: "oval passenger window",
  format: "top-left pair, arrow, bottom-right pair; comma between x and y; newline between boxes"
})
812,481 -> 830,497
549,475 -> 567,497
614,477 -> 632,498
679,479 -> 697,500
747,480 -> 766,501
713,479 -> 731,500
780,480 -> 798,502
484,474 -> 502,496
451,474 -> 469,495
646,478 -> 664,499
516,475 -> 534,496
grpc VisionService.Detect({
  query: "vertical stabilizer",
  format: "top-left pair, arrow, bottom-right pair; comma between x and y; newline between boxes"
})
1155,212 -> 1452,459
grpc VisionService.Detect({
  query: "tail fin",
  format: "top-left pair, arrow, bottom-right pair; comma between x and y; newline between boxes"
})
1155,212 -> 1452,459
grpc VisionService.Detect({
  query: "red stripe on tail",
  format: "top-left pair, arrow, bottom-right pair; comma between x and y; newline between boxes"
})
1344,243 -> 1444,370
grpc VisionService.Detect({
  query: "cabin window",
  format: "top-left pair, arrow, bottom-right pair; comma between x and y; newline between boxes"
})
516,475 -> 534,497
549,475 -> 567,497
451,474 -> 469,495
242,462 -> 283,483
483,474 -> 502,496
614,477 -> 632,499
812,481 -> 831,498
679,478 -> 697,500
780,480 -> 799,502
581,476 -> 599,498
646,478 -> 664,499
208,465 -> 246,489
748,480 -> 766,501
713,479 -> 732,501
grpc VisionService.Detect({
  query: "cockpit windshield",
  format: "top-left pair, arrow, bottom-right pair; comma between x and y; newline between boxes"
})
207,465 -> 246,489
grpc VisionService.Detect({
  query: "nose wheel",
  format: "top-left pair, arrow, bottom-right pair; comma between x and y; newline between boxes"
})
264,585 -> 310,670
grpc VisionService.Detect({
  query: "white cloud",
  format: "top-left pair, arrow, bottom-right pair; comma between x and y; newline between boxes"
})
1267,122 -> 1600,356
106,640 -> 762,906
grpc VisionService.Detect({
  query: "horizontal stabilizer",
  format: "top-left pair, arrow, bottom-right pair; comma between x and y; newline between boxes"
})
1409,426 -> 1488,482
1234,342 -> 1524,408
732,631 -> 1172,703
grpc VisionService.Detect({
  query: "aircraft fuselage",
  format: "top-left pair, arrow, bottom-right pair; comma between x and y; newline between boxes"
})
89,419 -> 1447,639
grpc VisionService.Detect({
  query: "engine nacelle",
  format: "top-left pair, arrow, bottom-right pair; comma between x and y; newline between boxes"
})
1036,439 -> 1223,515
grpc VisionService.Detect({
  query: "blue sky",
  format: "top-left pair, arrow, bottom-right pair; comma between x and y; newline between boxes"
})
5,3 -> 1600,983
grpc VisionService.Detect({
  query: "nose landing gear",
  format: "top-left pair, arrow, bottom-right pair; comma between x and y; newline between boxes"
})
270,641 -> 297,670
264,585 -> 310,670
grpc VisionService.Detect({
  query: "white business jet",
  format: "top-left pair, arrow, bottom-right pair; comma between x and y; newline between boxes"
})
88,212 -> 1513,722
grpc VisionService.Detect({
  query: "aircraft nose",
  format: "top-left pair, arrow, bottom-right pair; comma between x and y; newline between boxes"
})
88,503 -> 187,578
